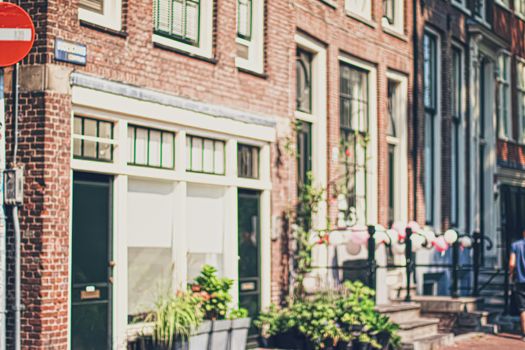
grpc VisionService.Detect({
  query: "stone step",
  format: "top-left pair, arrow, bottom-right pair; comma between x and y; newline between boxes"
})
397,318 -> 440,342
401,333 -> 454,350
376,303 -> 422,324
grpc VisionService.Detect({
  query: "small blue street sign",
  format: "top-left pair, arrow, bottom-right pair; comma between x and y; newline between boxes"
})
54,38 -> 86,66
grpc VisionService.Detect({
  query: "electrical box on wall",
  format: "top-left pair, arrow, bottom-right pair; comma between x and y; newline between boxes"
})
4,168 -> 24,206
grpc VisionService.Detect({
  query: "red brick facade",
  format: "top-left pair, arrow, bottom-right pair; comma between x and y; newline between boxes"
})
2,0 -> 525,348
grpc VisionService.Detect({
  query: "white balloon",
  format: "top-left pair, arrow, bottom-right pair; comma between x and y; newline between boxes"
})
411,234 -> 426,252
393,242 -> 406,255
373,231 -> 390,245
444,229 -> 459,244
459,236 -> 473,248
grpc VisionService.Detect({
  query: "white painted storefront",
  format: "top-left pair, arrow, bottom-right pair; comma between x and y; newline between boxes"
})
69,74 -> 274,349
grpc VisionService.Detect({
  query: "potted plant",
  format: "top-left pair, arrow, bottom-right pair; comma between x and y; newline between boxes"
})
146,291 -> 204,350
229,308 -> 251,350
190,265 -> 252,350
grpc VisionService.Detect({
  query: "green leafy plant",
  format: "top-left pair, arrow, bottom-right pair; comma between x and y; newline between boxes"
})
147,291 -> 203,348
191,265 -> 233,320
254,304 -> 296,338
229,308 -> 249,320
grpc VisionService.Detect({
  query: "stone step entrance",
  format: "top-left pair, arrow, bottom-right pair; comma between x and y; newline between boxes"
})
377,303 -> 454,350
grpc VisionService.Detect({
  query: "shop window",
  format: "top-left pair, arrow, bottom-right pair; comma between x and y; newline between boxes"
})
238,144 -> 260,179
127,179 -> 174,323
73,116 -> 114,162
186,184 -> 226,281
186,135 -> 225,175
127,125 -> 175,169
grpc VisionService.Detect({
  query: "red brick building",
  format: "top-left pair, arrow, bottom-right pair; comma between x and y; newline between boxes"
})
0,0 -> 523,349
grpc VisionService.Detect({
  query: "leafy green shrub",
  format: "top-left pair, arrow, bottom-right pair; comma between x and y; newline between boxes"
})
191,265 -> 234,320
229,308 -> 249,320
147,291 -> 203,347
256,281 -> 401,350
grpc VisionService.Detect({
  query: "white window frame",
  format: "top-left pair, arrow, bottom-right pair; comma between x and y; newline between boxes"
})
517,58 -> 525,143
516,0 -> 525,20
495,0 -> 511,10
385,71 -> 409,225
450,43 -> 466,230
295,33 -> 328,230
452,0 -> 470,14
78,0 -> 122,31
153,0 -> 214,59
497,52 -> 512,140
423,28 -> 441,231
382,0 -> 404,34
236,0 -> 265,74
474,0 -> 488,24
345,0 -> 372,22
70,85 -> 274,349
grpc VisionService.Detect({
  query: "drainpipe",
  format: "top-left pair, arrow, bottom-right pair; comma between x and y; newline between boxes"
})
0,67 -> 6,350
12,62 -> 21,350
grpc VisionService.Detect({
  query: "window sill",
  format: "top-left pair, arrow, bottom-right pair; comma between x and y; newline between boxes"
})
451,2 -> 472,16
345,11 -> 377,29
237,66 -> 268,79
516,12 -> 525,23
78,8 -> 122,32
319,0 -> 337,8
153,41 -> 217,65
494,1 -> 512,13
382,26 -> 408,41
79,20 -> 128,38
474,16 -> 492,29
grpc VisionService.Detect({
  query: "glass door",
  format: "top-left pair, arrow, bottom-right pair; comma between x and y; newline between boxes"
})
237,189 -> 261,339
71,172 -> 113,350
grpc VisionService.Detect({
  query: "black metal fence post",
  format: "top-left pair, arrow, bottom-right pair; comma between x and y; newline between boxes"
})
473,231 -> 480,296
368,225 -> 376,292
451,239 -> 460,298
405,228 -> 413,302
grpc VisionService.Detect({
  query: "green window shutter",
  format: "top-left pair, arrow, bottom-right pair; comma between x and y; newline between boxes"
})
80,0 -> 104,14
237,0 -> 252,40
172,0 -> 184,37
185,0 -> 200,42
155,0 -> 172,33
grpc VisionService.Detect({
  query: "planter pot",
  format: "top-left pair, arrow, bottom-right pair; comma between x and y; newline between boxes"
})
350,339 -> 372,350
266,329 -> 308,349
189,320 -> 212,350
376,331 -> 390,350
229,318 -> 251,350
209,319 -> 232,350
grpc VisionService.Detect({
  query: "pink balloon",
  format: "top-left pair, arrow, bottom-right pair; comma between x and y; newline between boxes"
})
433,236 -> 449,253
350,226 -> 370,245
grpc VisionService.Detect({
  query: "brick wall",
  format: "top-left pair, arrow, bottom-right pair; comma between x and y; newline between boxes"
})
3,90 -> 71,349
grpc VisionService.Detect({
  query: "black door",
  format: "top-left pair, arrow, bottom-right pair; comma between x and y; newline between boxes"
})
501,185 -> 525,262
71,172 -> 113,350
238,190 -> 260,339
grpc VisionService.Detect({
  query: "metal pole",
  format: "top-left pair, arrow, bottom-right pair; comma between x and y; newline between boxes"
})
451,239 -> 460,298
367,225 -> 376,292
473,231 -> 480,296
405,228 -> 413,302
0,67 -> 6,350
12,62 -> 21,350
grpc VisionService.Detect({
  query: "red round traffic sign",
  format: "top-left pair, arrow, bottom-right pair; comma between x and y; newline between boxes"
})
0,3 -> 35,67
